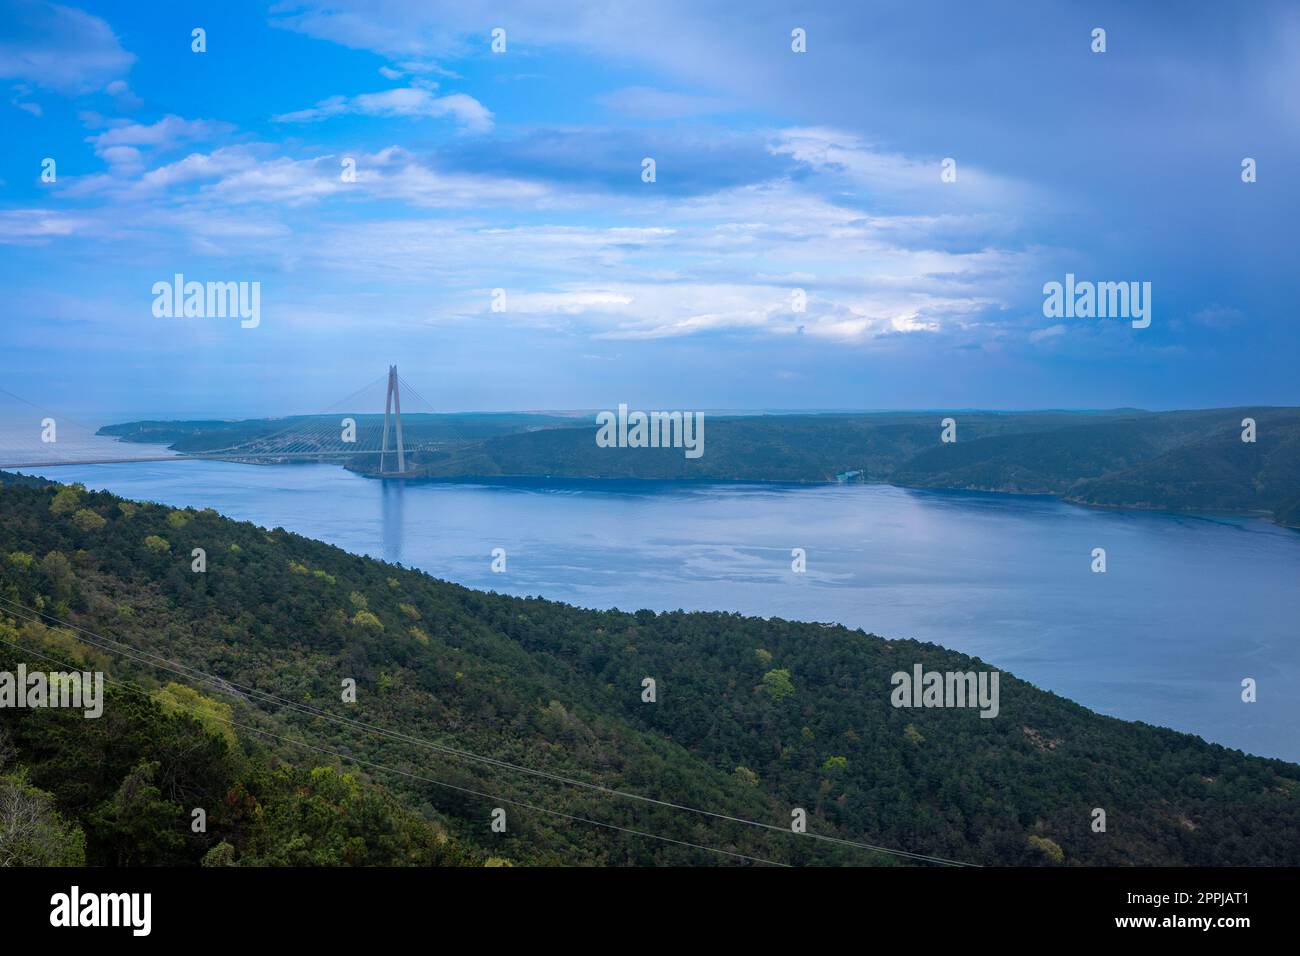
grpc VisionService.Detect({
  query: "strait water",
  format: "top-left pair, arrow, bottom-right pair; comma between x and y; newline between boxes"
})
20,458 -> 1300,763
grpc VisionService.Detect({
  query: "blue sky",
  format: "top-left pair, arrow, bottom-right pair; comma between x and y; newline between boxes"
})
1,0 -> 1297,420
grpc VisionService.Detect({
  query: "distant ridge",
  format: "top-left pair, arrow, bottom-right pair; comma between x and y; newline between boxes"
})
97,407 -> 1300,526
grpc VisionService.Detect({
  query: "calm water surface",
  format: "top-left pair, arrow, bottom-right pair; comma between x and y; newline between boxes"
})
22,457 -> 1300,763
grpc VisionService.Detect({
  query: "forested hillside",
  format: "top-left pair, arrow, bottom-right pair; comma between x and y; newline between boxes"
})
99,408 -> 1300,525
394,406 -> 1300,524
97,412 -> 579,453
376,411 -> 1081,482
3,475 -> 1299,866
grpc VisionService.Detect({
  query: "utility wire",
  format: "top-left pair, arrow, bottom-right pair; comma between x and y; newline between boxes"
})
0,594 -> 977,867
0,635 -> 787,868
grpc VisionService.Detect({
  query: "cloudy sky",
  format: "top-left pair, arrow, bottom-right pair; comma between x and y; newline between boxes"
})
1,0 -> 1297,420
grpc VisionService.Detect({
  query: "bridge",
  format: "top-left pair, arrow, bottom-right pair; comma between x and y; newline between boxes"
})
0,365 -> 430,476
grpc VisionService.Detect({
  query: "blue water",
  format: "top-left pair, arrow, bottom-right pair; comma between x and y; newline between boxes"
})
21,458 -> 1300,763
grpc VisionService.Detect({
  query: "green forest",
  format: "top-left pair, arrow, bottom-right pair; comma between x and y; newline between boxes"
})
2,473 -> 1299,867
100,407 -> 1300,527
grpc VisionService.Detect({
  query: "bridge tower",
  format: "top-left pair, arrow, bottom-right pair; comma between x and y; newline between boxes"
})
379,365 -> 406,475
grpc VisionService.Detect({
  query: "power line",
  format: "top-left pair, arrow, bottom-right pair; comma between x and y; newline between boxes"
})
0,635 -> 787,868
0,594 -> 977,867
0,366 -> 976,867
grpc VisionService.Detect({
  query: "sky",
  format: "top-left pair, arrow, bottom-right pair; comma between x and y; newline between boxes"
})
1,0 -> 1298,421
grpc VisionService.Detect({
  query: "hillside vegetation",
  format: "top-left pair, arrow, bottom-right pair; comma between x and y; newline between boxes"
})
101,408 -> 1300,526
2,476 -> 1298,866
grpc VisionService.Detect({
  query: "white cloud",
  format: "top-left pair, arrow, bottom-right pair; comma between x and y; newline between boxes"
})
10,87 -> 41,115
495,291 -> 636,314
1029,323 -> 1067,343
25,98 -> 1044,348
0,1 -> 134,94
60,137 -> 556,212
96,144 -> 143,173
267,0 -> 721,84
769,127 -> 1039,211
281,195 -> 1023,345
77,114 -> 235,182
273,86 -> 493,131
0,208 -> 91,244
63,143 -> 260,199
104,77 -> 142,110
199,145 -> 547,207
140,147 -> 266,193
89,114 -> 231,152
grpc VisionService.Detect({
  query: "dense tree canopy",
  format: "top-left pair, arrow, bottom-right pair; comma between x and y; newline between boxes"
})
2,476 -> 1298,866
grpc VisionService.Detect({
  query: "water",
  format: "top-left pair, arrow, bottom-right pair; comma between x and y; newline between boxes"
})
18,457 -> 1300,763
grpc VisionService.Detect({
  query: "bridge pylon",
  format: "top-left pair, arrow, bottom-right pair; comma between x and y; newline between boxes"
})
379,365 -> 406,475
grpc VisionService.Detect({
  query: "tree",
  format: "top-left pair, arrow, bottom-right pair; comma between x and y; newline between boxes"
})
352,610 -> 384,631
92,761 -> 187,866
0,771 -> 86,866
1027,835 -> 1064,864
73,509 -> 107,532
153,683 -> 238,748
822,756 -> 848,774
202,842 -> 237,866
39,551 -> 74,601
49,486 -> 81,516
761,668 -> 795,701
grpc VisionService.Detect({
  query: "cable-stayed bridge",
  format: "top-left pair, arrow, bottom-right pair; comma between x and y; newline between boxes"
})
0,365 -> 432,476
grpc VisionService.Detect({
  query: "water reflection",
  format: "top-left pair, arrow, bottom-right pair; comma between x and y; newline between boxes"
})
381,478 -> 404,564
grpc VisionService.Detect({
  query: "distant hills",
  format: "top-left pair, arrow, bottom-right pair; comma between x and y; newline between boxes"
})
3,476 -> 1299,866
101,407 -> 1300,526
98,412 -> 577,453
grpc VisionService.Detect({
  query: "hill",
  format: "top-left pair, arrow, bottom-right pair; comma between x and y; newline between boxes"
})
2,474 -> 1298,866
97,412 -> 579,455
98,407 -> 1300,524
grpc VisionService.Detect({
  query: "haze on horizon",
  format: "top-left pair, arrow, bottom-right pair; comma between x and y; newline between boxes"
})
81,403 -> 1300,433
